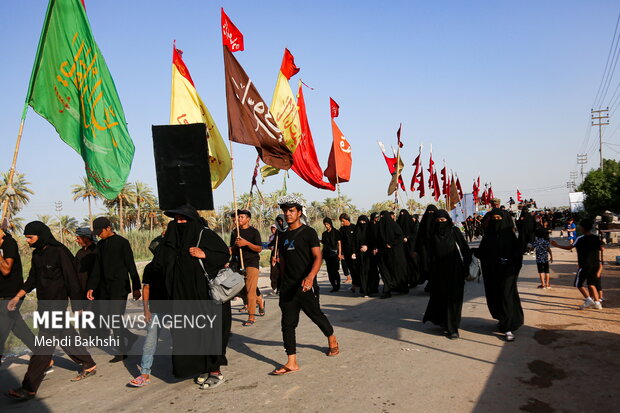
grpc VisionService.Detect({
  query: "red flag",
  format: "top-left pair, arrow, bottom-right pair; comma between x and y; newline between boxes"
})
416,169 -> 425,197
431,169 -> 441,201
396,123 -> 403,148
517,188 -> 523,203
410,147 -> 422,191
280,48 -> 300,80
456,176 -> 463,199
291,83 -> 335,190
381,150 -> 405,191
428,150 -> 436,189
440,165 -> 449,196
330,98 -> 339,118
250,155 -> 260,188
324,98 -> 352,185
221,8 -> 244,52
488,185 -> 495,202
481,187 -> 488,205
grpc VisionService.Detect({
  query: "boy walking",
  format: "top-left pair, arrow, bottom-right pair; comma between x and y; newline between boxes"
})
271,195 -> 339,375
551,219 -> 603,309
532,228 -> 553,289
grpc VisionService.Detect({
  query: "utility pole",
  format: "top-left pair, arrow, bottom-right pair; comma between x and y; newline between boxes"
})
591,108 -> 609,171
577,153 -> 587,184
55,201 -> 63,244
566,181 -> 576,192
570,171 -> 578,183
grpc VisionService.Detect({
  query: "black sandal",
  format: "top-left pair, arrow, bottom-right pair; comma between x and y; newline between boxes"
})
258,301 -> 266,317
70,366 -> 97,382
7,388 -> 35,402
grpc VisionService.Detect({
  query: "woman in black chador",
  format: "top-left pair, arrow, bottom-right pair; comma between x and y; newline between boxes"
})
416,205 -> 438,291
321,217 -> 342,292
367,213 -> 381,294
377,211 -> 409,298
423,210 -> 471,339
475,208 -> 524,342
353,215 -> 372,297
154,204 -> 231,389
397,209 -> 420,287
516,207 -> 536,254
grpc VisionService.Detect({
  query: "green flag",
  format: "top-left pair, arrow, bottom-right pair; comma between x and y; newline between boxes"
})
25,0 -> 134,199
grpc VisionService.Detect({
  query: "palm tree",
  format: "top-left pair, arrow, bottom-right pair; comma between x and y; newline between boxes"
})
0,171 -> 34,219
6,216 -> 24,233
52,215 -> 78,244
36,214 -> 54,225
104,182 -> 136,232
71,176 -> 100,229
134,181 -> 155,229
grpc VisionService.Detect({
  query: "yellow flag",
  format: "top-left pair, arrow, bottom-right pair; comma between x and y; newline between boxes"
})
262,49 -> 302,179
170,45 -> 231,189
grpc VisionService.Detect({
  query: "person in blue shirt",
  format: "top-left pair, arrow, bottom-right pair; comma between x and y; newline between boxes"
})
565,218 -> 577,245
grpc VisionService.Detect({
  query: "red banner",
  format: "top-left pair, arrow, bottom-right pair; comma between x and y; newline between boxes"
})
221,8 -> 244,52
330,98 -> 339,118
291,83 -> 335,190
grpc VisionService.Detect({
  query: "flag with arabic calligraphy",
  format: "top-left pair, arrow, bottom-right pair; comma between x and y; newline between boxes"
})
260,48 -> 302,179
221,11 -> 291,170
170,43 -> 231,189
25,0 -> 134,199
324,98 -> 352,185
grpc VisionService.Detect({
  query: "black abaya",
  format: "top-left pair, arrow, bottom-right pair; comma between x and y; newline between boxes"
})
397,209 -> 421,287
155,205 -> 231,378
353,215 -> 372,295
415,205 -> 438,285
422,211 -> 471,335
377,211 -> 409,294
476,208 -> 524,333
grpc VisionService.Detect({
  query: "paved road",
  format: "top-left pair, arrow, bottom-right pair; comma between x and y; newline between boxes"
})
1,243 -> 618,413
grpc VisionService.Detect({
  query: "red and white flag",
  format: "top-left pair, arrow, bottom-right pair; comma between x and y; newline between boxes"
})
456,174 -> 464,199
221,8 -> 244,52
410,145 -> 425,197
517,188 -> 523,203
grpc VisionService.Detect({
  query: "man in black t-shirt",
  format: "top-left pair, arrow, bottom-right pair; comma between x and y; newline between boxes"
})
552,218 -> 604,309
270,196 -> 339,376
230,209 -> 264,326
0,229 -> 35,362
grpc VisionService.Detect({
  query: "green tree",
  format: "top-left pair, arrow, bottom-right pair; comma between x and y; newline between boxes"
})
71,176 -> 100,228
52,215 -> 78,244
36,214 -> 54,226
0,171 -> 34,219
104,182 -> 136,232
578,159 -> 620,216
134,181 -> 155,229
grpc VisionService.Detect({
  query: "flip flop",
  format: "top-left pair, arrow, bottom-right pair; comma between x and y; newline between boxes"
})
270,366 -> 299,376
70,367 -> 97,382
6,388 -> 35,402
327,345 -> 340,357
242,320 -> 255,327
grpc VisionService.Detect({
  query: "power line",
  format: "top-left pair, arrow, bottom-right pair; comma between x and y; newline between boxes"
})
593,10 -> 620,108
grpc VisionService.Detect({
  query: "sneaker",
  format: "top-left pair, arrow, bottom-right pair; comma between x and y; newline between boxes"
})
579,298 -> 595,310
505,332 -> 515,342
593,301 -> 603,310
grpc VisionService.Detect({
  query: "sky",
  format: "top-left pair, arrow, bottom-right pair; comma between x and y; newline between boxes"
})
1,0 -> 620,223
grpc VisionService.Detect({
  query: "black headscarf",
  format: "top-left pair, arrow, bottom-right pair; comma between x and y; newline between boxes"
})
321,217 -> 339,251
479,208 -> 519,260
275,214 -> 288,233
418,205 -> 438,242
24,221 -> 63,250
397,209 -> 419,239
355,215 -> 370,247
378,210 -> 404,246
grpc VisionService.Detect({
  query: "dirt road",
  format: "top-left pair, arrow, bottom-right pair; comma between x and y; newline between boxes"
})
1,238 -> 618,413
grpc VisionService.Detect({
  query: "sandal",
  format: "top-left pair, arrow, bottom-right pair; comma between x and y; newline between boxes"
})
258,301 -> 266,317
270,366 -> 299,376
327,345 -> 340,357
128,374 -> 151,387
199,374 -> 225,389
6,388 -> 36,401
70,366 -> 97,382
238,305 -> 248,313
537,284 -> 544,289
242,320 -> 255,327
195,373 -> 209,385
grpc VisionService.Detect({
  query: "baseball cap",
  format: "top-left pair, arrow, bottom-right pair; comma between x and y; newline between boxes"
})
76,227 -> 94,240
92,217 -> 112,236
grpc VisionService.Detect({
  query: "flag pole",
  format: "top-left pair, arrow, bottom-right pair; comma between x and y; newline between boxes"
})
1,106 -> 28,224
228,139 -> 244,270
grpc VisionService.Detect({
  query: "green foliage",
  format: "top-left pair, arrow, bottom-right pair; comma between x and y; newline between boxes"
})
578,159 -> 620,216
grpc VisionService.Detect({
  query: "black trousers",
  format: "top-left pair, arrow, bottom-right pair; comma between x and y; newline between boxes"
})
345,256 -> 360,287
0,298 -> 35,357
279,288 -> 334,355
324,256 -> 341,290
22,327 -> 95,393
96,297 -> 138,353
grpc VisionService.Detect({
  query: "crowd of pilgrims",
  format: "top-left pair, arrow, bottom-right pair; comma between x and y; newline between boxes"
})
315,206 -> 524,341
0,199 -> 560,401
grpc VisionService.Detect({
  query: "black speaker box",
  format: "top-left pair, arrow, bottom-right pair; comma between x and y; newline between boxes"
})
152,123 -> 214,210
